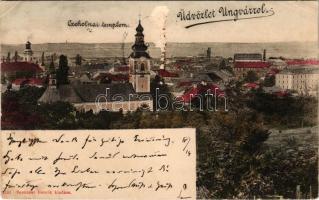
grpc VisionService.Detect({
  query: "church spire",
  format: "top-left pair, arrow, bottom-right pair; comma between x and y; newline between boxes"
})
130,19 -> 150,59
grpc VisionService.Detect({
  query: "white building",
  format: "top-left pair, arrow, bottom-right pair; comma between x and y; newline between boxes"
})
275,67 -> 319,96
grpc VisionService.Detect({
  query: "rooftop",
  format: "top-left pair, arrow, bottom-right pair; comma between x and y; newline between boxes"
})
278,67 -> 319,75
234,61 -> 271,69
1,62 -> 43,73
39,82 -> 152,104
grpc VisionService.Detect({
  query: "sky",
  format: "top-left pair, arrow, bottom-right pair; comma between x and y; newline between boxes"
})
0,1 -> 318,45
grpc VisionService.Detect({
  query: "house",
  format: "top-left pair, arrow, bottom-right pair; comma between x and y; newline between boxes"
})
233,61 -> 272,76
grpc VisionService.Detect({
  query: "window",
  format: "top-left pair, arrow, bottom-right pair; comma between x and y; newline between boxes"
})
141,63 -> 145,71
134,61 -> 138,71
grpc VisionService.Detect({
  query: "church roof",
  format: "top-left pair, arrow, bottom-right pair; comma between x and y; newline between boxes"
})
39,82 -> 152,104
38,87 -> 61,103
136,20 -> 144,32
1,62 -> 43,73
59,85 -> 83,103
39,85 -> 82,104
74,83 -> 136,102
130,19 -> 151,59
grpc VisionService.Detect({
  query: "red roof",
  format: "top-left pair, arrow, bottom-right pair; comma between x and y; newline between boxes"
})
1,62 -> 43,73
274,91 -> 288,97
243,83 -> 259,89
286,59 -> 319,66
234,61 -> 271,69
12,78 -> 45,86
178,84 -> 224,103
112,74 -> 129,82
115,66 -> 129,72
12,78 -> 29,85
28,78 -> 45,86
266,68 -> 280,76
158,69 -> 179,77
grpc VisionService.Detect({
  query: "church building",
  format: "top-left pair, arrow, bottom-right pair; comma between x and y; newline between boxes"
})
129,20 -> 151,93
23,41 -> 33,62
39,20 -> 153,112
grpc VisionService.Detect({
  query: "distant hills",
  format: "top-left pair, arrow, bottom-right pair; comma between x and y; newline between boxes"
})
1,41 -> 318,59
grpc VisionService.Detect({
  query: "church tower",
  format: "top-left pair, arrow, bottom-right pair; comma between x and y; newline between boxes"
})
129,20 -> 151,93
23,41 -> 33,62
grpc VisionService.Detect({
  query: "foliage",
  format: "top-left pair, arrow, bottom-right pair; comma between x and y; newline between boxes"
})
150,75 -> 172,111
1,87 -> 317,199
263,75 -> 275,87
244,70 -> 259,82
56,54 -> 69,85
75,54 -> 82,66
41,52 -> 45,66
13,51 -> 18,62
1,87 -> 45,129
247,91 -> 317,128
49,55 -> 55,73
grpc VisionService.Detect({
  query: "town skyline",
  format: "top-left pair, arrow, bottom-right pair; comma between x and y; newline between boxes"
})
0,1 -> 317,45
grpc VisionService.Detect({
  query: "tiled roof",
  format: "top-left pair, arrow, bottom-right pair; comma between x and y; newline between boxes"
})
1,62 -> 43,73
286,59 -> 319,65
28,78 -> 45,85
12,78 -> 28,85
157,69 -> 179,77
178,84 -> 224,103
234,61 -> 271,69
73,83 -> 152,102
39,82 -> 151,104
278,67 -> 319,75
243,83 -> 259,89
12,78 -> 45,86
115,66 -> 129,72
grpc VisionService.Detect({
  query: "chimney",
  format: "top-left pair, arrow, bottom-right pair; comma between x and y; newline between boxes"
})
160,42 -> 167,70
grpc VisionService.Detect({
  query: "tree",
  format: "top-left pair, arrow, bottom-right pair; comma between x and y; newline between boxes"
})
13,51 -> 18,62
150,75 -> 172,111
6,52 -> 11,62
263,75 -> 275,87
245,70 -> 259,82
75,54 -> 82,66
57,55 -> 69,85
219,59 -> 227,69
49,55 -> 55,73
41,52 -> 45,66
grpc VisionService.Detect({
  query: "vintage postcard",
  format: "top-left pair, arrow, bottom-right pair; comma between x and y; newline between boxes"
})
0,1 -> 318,199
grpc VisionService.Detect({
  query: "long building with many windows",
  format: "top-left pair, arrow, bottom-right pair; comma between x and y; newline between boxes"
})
275,66 -> 319,96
